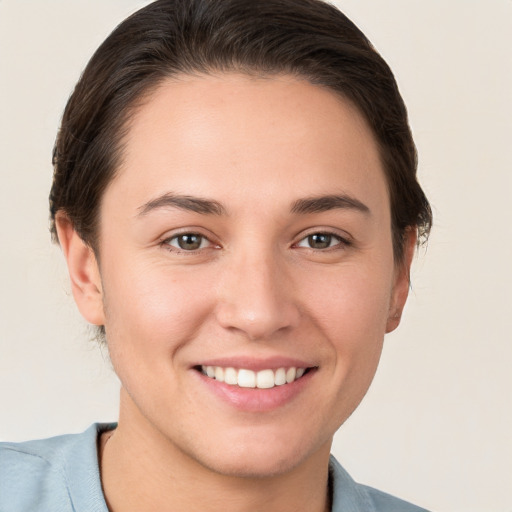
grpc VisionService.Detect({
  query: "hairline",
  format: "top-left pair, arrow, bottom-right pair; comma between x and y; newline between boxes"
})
54,69 -> 417,268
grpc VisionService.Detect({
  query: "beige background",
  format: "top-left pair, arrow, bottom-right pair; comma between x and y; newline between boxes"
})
1,1 -> 511,511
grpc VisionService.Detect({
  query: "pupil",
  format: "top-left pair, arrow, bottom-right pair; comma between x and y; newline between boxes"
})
309,233 -> 331,249
178,234 -> 201,250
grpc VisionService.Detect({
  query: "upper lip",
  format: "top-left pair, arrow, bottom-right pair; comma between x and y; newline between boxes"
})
193,356 -> 316,372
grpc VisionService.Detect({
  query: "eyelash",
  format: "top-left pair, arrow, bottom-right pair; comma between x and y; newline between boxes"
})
160,230 -> 351,254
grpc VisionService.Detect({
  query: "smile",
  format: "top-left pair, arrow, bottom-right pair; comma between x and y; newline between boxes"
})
200,366 -> 308,389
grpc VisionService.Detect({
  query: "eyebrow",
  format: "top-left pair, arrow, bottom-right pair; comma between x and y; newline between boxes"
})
137,192 -> 369,218
291,194 -> 371,215
137,193 -> 226,217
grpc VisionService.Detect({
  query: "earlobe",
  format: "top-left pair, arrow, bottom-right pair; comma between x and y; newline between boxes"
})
386,228 -> 417,333
55,213 -> 105,326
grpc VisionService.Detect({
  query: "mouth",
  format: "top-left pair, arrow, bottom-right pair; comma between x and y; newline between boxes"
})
196,365 -> 313,389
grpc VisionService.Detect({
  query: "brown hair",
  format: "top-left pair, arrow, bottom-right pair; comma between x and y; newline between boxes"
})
50,0 -> 432,263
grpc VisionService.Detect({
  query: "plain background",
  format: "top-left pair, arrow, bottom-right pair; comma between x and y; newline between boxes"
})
0,1 -> 511,511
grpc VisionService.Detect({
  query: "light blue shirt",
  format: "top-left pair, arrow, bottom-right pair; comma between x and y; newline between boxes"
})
0,424 -> 429,511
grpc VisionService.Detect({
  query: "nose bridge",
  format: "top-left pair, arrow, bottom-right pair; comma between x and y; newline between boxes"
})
215,242 -> 299,340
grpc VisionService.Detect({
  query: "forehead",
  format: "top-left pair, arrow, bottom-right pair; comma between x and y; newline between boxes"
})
107,73 -> 388,217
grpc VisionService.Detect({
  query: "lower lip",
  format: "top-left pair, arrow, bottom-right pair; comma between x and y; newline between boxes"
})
194,369 -> 316,412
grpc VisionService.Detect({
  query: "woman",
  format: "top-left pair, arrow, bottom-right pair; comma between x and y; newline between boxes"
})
0,0 -> 432,510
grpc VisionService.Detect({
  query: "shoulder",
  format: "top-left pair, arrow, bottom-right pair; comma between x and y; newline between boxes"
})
329,456 -> 430,512
0,423 -> 114,512
361,485 -> 430,512
0,433 -> 77,511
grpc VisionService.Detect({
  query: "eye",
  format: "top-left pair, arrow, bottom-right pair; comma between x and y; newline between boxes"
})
296,232 -> 344,250
165,233 -> 211,251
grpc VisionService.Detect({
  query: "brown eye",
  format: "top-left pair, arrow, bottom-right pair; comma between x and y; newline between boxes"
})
167,233 -> 208,251
296,232 -> 343,250
308,233 -> 332,249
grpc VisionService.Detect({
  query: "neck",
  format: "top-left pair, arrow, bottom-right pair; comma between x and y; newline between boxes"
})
100,395 -> 332,512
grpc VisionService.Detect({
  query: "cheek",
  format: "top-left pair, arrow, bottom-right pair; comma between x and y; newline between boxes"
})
100,263 -> 218,414
101,260 -> 214,356
308,261 -> 393,384
309,262 -> 393,343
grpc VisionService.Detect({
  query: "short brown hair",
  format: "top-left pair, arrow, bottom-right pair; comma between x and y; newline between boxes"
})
50,0 -> 432,263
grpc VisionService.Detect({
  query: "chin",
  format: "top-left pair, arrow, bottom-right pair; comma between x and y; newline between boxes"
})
187,430 -> 329,479
201,450 -> 305,479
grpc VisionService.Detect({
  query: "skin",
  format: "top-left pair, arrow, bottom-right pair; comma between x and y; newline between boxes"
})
56,73 -> 415,512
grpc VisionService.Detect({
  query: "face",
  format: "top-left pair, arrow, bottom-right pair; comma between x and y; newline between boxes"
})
63,74 -> 413,478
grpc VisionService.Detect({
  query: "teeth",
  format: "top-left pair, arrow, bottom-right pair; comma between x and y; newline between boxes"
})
275,367 -> 286,386
238,369 -> 256,388
200,365 -> 308,388
286,367 -> 296,383
214,366 -> 224,382
256,369 -> 275,389
224,367 -> 238,385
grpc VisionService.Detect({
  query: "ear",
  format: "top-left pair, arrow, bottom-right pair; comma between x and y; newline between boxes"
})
55,213 -> 105,326
386,228 -> 417,333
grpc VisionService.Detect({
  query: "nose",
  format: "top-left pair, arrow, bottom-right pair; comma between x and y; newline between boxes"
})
214,249 -> 300,341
